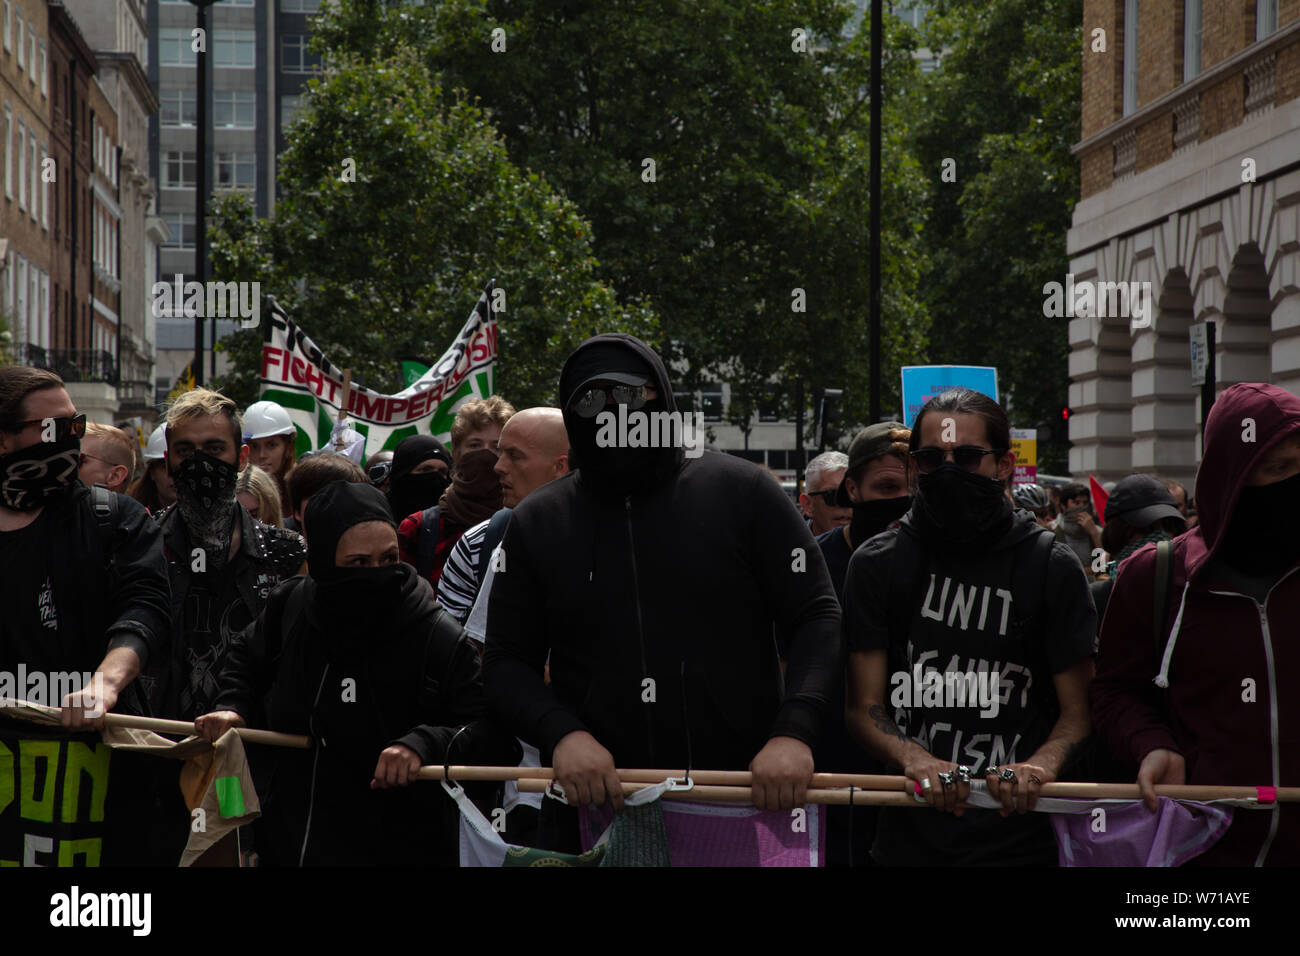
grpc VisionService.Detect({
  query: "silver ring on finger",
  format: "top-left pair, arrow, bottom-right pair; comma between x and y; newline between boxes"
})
1000,768 -> 1018,783
985,765 -> 999,778
938,771 -> 954,789
956,765 -> 972,783
919,777 -> 932,792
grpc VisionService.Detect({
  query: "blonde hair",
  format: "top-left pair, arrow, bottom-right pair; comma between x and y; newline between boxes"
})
236,464 -> 284,528
450,395 -> 515,455
166,387 -> 243,448
83,422 -> 136,471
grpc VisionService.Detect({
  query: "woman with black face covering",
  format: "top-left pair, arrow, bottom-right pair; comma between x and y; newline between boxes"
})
386,435 -> 453,525
197,480 -> 518,866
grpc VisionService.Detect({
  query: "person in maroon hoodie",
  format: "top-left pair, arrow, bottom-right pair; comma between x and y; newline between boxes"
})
1093,382 -> 1300,866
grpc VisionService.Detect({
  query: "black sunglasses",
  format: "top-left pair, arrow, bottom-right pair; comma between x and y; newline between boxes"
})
909,444 -> 1005,474
569,384 -> 651,419
806,488 -> 840,505
3,413 -> 87,440
368,460 -> 393,484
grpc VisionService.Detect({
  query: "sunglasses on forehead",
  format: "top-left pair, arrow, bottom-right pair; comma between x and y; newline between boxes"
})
568,384 -> 652,419
2,413 -> 87,440
909,444 -> 1005,474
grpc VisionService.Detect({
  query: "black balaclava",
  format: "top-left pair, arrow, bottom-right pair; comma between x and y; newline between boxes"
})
913,463 -> 1013,550
849,494 -> 912,548
561,342 -> 674,499
386,435 -> 453,522
1218,471 -> 1300,577
171,449 -> 240,574
0,434 -> 81,511
305,479 -> 412,640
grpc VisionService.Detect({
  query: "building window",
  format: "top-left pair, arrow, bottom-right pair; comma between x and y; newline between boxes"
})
160,28 -> 196,67
673,390 -> 695,413
160,89 -> 197,127
281,34 -> 321,73
700,383 -> 724,422
223,0 -> 255,6
40,144 -> 47,230
214,90 -> 256,128
16,117 -> 24,209
38,39 -> 45,96
215,152 -> 255,191
1122,0 -> 1138,116
215,30 -> 256,69
3,104 -> 10,200
163,151 -> 196,188
162,212 -> 195,250
1183,0 -> 1202,82
283,0 -> 321,12
14,7 -> 21,68
1257,0 -> 1278,41
26,24 -> 33,83
28,134 -> 35,221
280,94 -> 304,127
758,399 -> 780,423
2,2 -> 9,54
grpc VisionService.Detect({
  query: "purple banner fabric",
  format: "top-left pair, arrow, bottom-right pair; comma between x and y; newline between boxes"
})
1053,797 -> 1235,867
579,800 -> 825,867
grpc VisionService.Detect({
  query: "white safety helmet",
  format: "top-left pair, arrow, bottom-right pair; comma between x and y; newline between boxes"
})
143,424 -> 168,462
243,400 -> 296,441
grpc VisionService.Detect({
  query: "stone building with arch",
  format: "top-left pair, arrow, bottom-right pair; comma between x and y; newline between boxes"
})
1068,0 -> 1300,486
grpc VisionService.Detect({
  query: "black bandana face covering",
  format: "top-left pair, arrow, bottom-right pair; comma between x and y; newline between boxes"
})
173,450 -> 240,573
915,463 -> 1012,548
849,495 -> 912,548
0,435 -> 81,510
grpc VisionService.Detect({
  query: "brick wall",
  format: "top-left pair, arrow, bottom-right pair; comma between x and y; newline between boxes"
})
1200,73 -> 1245,139
1284,0 -> 1300,28
1203,0 -> 1254,69
1137,0 -> 1179,108
1082,0 -> 1120,139
1080,147 -> 1112,199
1136,112 -> 1174,172
1279,39 -> 1300,103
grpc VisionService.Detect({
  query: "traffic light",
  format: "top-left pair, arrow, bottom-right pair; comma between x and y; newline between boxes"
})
1061,406 -> 1072,422
818,387 -> 844,451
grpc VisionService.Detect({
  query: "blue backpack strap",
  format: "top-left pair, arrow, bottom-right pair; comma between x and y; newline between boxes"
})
414,504 -> 441,580
475,507 -> 513,592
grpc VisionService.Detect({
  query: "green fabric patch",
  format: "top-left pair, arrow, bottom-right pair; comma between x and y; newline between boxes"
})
502,844 -> 606,867
215,776 -> 245,818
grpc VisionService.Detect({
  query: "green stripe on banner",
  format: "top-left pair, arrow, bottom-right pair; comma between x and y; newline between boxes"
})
475,371 -> 491,401
215,776 -> 245,818
429,379 -> 475,438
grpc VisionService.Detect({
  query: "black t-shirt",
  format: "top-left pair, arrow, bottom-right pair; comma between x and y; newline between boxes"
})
0,512 -> 60,674
842,518 -> 1096,865
816,527 -> 853,603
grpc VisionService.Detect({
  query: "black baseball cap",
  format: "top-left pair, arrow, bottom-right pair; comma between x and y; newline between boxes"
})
1104,474 -> 1186,529
835,421 -> 910,507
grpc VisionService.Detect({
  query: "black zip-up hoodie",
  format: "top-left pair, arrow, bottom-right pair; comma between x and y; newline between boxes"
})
483,334 -> 842,771
214,566 -> 518,866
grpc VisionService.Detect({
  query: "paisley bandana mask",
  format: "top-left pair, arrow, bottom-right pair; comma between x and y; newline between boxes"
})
173,450 -> 240,574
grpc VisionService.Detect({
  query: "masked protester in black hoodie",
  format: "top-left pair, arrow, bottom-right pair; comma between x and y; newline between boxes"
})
483,334 -> 841,856
199,480 -> 518,866
386,435 -> 453,525
843,388 -> 1096,866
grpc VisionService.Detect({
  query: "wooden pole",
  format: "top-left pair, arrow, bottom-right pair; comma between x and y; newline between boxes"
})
98,713 -> 311,750
426,766 -> 1300,803
335,369 -> 353,451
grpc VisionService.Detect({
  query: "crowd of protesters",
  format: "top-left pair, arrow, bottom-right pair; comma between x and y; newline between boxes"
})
1,337 -> 1296,867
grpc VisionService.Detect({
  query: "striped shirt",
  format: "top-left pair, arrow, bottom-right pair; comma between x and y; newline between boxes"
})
436,516 -> 492,624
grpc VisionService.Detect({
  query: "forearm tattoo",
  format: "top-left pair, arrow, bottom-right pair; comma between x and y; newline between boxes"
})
868,704 -> 908,742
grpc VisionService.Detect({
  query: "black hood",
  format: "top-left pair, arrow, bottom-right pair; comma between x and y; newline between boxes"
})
557,333 -> 684,497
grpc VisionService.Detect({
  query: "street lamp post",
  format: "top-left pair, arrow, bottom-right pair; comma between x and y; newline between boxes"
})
189,0 -> 218,386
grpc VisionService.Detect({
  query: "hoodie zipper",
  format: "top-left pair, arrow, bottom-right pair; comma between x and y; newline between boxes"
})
1205,564 -> 1298,867
298,662 -> 331,867
625,495 -> 655,762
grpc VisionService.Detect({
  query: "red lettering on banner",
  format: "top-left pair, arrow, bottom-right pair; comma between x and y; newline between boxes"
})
485,323 -> 498,357
406,391 -> 428,420
304,361 -> 326,397
290,357 -> 307,384
261,346 -> 286,380
353,391 -> 385,421
387,397 -> 408,421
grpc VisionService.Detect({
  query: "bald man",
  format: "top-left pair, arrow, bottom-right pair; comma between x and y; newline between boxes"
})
436,408 -> 569,623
